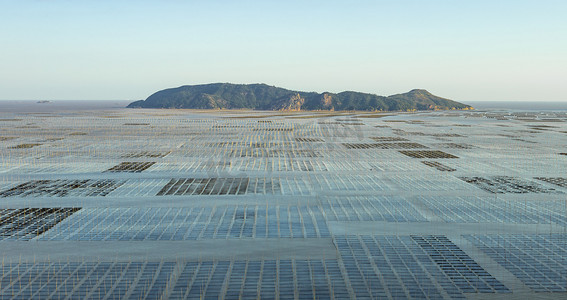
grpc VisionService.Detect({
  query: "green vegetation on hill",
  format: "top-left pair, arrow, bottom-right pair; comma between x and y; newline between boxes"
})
127,83 -> 472,111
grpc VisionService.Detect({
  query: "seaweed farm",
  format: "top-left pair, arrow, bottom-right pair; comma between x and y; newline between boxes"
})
1,108 -> 566,299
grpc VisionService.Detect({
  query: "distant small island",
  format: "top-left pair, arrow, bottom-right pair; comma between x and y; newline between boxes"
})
127,83 -> 473,112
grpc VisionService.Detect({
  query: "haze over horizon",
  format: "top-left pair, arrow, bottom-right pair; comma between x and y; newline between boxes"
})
1,1 -> 566,102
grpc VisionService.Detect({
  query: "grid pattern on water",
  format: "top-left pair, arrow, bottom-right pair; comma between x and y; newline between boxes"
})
393,130 -> 464,138
399,150 -> 459,159
157,178 -> 249,196
39,206 -> 330,241
123,177 -> 306,197
206,141 -> 295,148
421,161 -> 456,172
295,137 -> 324,142
107,178 -> 169,198
342,142 -> 428,149
465,234 -> 567,292
310,174 -> 390,192
367,161 -> 431,172
322,160 -> 369,172
335,235 -> 509,300
391,175 -> 473,192
156,178 -> 282,196
169,259 -> 350,300
104,161 -> 156,173
121,150 -> 171,158
459,176 -> 563,194
325,148 -> 406,160
0,208 -> 80,241
320,196 -> 427,222
3,162 -> 113,174
0,260 -> 351,300
369,136 -> 409,142
148,160 -> 231,173
0,261 -> 176,300
228,149 -> 321,158
252,127 -> 293,132
235,158 -> 328,172
433,143 -> 475,149
411,236 -> 508,293
442,161 -> 503,173
419,196 -> 567,225
0,179 -> 126,198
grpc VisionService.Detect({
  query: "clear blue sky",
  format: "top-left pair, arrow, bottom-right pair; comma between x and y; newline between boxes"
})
1,0 -> 566,101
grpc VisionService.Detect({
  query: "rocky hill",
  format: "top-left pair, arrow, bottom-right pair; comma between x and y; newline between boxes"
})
127,83 -> 472,111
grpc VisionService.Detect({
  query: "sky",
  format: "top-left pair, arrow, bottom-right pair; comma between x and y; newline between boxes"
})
0,0 -> 566,102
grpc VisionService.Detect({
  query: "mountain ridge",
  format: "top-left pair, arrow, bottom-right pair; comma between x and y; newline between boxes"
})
127,83 -> 473,111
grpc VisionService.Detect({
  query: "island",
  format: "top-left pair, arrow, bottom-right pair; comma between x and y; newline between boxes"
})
127,83 -> 473,111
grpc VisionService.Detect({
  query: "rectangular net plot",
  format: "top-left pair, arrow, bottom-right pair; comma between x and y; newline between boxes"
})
411,235 -> 509,294
369,136 -> 409,142
343,142 -> 428,149
310,174 -> 391,193
295,137 -> 324,142
2,162 -> 110,175
375,142 -> 429,149
0,137 -> 17,141
399,150 -> 459,159
233,159 -> 327,172
319,125 -> 363,138
167,259 -> 350,300
320,196 -> 426,222
109,178 -> 171,197
40,206 -> 330,240
105,161 -> 156,173
206,141 -> 270,148
0,179 -> 126,198
229,149 -> 322,158
248,178 -> 283,195
121,150 -> 171,158
392,129 -> 427,136
0,208 -> 80,241
431,133 -> 465,137
156,178 -> 251,196
466,234 -> 567,292
0,261 -> 176,300
459,176 -> 563,194
421,161 -> 456,172
151,160 -> 232,172
201,159 -> 232,169
419,196 -> 567,225
366,160 -> 429,172
278,177 -> 312,196
434,143 -> 475,149
334,235 -> 509,300
252,127 -> 293,132
391,174 -> 473,192
534,177 -> 567,188
342,143 -> 383,149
